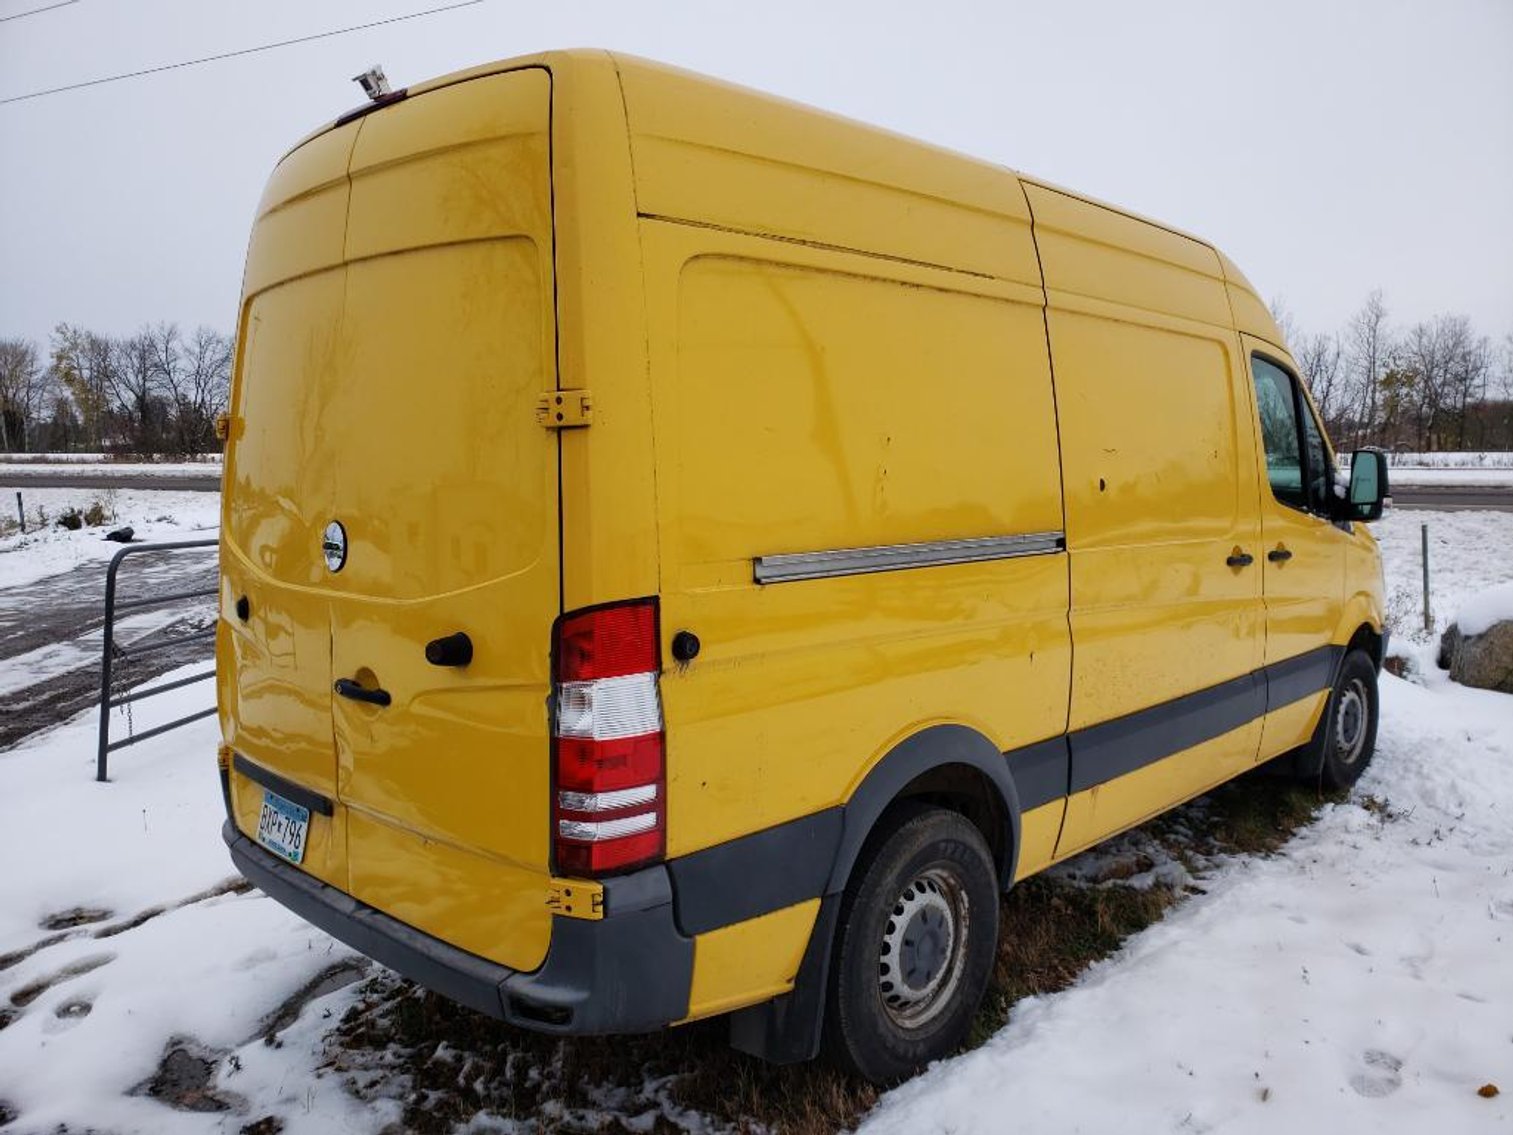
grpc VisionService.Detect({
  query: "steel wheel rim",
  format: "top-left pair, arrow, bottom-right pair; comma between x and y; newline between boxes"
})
1335,678 -> 1369,765
877,866 -> 970,1029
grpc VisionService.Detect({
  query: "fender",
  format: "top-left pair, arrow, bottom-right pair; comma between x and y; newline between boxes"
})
826,722 -> 1024,895
729,722 -> 1026,1064
1334,589 -> 1385,662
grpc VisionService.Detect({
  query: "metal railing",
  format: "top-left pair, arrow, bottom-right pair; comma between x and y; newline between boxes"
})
96,538 -> 219,781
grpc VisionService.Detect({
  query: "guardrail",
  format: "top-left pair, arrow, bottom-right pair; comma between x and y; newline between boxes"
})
96,538 -> 219,781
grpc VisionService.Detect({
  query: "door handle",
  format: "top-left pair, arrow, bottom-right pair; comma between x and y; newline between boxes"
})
425,631 -> 473,667
1268,547 -> 1294,563
1226,551 -> 1254,568
334,678 -> 391,707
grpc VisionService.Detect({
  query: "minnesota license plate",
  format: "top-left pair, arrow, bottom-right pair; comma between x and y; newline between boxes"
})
256,789 -> 310,864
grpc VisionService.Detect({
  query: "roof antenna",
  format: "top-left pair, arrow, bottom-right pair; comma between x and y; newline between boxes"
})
353,65 -> 392,102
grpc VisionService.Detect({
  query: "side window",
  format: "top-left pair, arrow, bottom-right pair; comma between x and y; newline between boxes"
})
1251,356 -> 1306,510
1298,397 -> 1332,513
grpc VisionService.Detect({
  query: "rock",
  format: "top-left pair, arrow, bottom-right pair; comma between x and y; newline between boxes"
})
104,525 -> 135,543
1439,619 -> 1513,694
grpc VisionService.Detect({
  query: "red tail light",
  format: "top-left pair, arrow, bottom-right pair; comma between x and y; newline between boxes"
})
551,599 -> 664,876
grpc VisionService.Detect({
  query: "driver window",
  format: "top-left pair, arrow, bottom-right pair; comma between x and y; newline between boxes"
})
1298,396 -> 1331,513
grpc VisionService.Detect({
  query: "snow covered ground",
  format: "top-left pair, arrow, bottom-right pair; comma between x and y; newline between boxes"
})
0,460 -> 221,478
0,487 -> 219,590
1373,508 -> 1513,648
1389,467 -> 1513,487
0,505 -> 1510,1133
0,453 -> 222,465
1388,452 -> 1513,470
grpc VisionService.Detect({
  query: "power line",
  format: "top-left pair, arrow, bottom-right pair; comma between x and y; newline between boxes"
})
0,0 -> 483,106
0,1 -> 79,24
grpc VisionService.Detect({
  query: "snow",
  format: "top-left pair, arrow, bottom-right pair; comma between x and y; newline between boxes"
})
1388,467 -> 1513,487
1387,451 -> 1513,469
0,502 -> 1510,1132
861,669 -> 1513,1135
1,460 -> 221,478
0,487 -> 220,590
0,454 -> 220,466
1455,581 -> 1513,638
0,673 -> 383,1134
1371,508 -> 1513,647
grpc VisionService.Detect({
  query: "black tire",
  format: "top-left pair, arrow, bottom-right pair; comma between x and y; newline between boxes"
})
823,805 -> 999,1085
1293,648 -> 1380,790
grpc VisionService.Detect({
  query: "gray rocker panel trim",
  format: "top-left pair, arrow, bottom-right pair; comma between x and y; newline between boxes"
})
1067,643 -> 1344,794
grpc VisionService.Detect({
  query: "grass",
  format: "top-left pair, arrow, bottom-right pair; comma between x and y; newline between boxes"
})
322,770 -> 1347,1134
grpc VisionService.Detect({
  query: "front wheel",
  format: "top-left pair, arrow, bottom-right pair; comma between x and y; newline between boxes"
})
1294,648 -> 1380,790
823,806 -> 999,1084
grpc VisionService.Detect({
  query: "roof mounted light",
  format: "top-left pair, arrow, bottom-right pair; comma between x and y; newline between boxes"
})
353,65 -> 391,102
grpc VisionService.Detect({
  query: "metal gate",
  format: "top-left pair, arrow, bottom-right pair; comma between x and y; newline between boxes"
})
96,538 -> 218,781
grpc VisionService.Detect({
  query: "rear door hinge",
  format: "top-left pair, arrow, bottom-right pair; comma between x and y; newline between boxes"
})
537,389 -> 592,429
546,877 -> 604,920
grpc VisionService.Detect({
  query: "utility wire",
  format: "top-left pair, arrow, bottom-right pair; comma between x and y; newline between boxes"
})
0,1 -> 79,24
0,0 -> 483,106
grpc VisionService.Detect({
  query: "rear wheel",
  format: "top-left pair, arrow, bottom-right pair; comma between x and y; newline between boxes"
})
1294,649 -> 1379,790
823,806 -> 998,1084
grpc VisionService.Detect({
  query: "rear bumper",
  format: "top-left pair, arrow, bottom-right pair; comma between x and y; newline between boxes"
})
224,821 -> 693,1033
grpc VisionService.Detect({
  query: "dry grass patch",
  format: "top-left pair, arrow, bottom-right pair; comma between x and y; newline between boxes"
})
322,768 -> 1344,1134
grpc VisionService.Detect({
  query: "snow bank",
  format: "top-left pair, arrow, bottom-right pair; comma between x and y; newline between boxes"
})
1455,580 -> 1513,638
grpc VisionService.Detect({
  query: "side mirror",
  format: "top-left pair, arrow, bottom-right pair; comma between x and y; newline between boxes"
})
1337,449 -> 1388,522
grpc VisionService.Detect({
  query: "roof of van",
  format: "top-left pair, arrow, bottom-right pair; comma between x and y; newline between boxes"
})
285,48 -> 1285,352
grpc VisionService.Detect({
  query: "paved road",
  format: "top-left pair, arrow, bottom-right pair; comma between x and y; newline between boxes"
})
1390,485 -> 1513,512
0,551 -> 218,750
0,471 -> 221,491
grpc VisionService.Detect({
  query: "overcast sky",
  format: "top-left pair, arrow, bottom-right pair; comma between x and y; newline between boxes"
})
2,0 -> 1510,351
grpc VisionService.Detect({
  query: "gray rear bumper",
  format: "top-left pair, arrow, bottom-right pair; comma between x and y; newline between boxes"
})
224,821 -> 693,1033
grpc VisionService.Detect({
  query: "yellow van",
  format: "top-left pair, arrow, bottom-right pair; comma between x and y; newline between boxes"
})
217,50 -> 1389,1083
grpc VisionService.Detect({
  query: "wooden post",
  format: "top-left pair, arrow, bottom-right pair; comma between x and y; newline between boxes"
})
1421,523 -> 1432,635
14,491 -> 22,534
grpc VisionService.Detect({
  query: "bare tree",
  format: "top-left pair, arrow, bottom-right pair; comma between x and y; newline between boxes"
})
156,324 -> 232,454
1345,291 -> 1391,447
0,338 -> 51,451
49,323 -> 115,449
109,329 -> 167,453
1295,330 -> 1346,434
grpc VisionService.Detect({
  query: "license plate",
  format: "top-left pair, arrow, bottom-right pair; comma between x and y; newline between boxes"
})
256,789 -> 310,864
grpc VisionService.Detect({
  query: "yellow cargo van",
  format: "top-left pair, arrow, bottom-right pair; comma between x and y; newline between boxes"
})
218,50 -> 1390,1083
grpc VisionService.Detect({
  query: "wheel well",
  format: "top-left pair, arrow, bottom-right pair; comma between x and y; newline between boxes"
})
890,763 -> 1011,888
1346,623 -> 1383,669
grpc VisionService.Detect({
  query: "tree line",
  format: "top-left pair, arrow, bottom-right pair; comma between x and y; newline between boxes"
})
1274,293 -> 1513,453
3,298 -> 1511,456
0,323 -> 232,455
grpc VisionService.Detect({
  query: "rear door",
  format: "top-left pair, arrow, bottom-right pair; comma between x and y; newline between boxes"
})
225,69 -> 561,972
